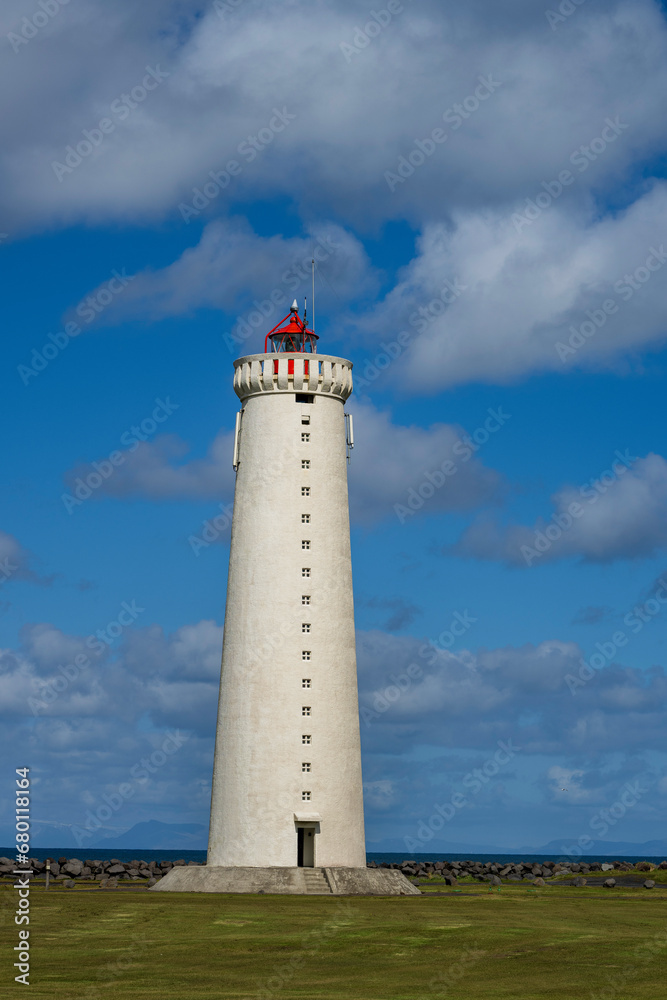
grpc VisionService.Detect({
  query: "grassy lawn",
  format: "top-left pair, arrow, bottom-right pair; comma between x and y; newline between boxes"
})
2,883 -> 666,999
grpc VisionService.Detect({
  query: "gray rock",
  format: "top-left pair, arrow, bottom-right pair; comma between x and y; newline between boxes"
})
64,879 -> 76,889
643,880 -> 655,889
490,875 -> 502,886
533,877 -> 546,887
64,860 -> 83,876
601,863 -> 614,871
106,864 -> 126,875
146,877 -> 158,887
573,877 -> 587,887
603,878 -> 616,888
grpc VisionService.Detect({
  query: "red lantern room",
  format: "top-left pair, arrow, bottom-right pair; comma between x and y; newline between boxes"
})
264,300 -> 318,354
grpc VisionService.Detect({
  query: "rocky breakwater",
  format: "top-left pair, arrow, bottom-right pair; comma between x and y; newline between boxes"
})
367,858 -> 667,887
0,857 -> 201,887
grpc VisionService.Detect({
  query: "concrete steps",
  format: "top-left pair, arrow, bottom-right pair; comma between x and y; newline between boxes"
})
302,868 -> 332,894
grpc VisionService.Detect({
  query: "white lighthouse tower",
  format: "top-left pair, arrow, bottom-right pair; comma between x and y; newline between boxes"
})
155,302 -> 417,895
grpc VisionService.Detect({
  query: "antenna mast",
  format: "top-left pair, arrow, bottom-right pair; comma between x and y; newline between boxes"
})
311,257 -> 315,334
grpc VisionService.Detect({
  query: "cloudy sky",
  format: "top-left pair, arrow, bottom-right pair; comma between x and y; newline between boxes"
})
2,0 -> 667,853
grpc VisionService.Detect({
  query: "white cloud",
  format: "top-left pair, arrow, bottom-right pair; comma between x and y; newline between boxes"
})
361,184 -> 667,391
64,430 -> 236,502
451,453 -> 667,565
2,0 -> 667,231
77,218 -> 376,332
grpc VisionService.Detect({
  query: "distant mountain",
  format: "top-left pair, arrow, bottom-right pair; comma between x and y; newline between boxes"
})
89,820 -> 207,850
533,839 -> 667,857
369,837 -> 667,857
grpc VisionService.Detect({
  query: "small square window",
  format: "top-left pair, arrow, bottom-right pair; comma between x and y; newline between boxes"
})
302,791 -> 311,801
302,514 -> 310,524
301,487 -> 310,497
302,595 -> 311,605
302,540 -> 310,550
302,735 -> 311,744
302,460 -> 310,470
302,651 -> 311,661
302,706 -> 311,716
302,623 -> 311,633
302,678 -> 311,688
302,763 -> 311,773
302,568 -> 311,578
302,433 -> 310,443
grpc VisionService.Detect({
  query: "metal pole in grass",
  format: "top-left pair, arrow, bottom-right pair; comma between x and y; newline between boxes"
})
45,859 -> 50,890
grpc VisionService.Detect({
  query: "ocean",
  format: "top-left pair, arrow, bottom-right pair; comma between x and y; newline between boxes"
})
4,849 -> 665,865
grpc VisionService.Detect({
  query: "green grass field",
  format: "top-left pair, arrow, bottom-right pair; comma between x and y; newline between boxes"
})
3,882 -> 666,999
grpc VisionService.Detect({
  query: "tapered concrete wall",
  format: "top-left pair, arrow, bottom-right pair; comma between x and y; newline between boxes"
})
207,353 -> 366,868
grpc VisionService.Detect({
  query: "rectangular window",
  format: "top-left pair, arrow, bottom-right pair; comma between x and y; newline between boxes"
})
302,791 -> 311,801
302,568 -> 311,578
302,460 -> 310,470
302,651 -> 311,661
302,678 -> 311,688
302,433 -> 310,443
296,394 -> 314,404
302,514 -> 310,524
301,487 -> 310,497
302,735 -> 311,744
302,763 -> 311,773
302,540 -> 310,550
302,706 -> 311,716
302,623 -> 311,633
302,595 -> 311,604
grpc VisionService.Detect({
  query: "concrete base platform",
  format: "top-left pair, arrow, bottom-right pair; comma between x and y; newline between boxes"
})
150,866 -> 420,896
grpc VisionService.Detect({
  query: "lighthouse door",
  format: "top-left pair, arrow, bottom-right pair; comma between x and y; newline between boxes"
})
296,826 -> 315,867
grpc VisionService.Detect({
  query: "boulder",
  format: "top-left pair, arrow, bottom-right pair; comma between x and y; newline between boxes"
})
106,864 -> 126,875
63,860 -> 83,877
58,857 -> 68,865
601,863 -> 614,871
643,880 -> 655,889
635,862 -> 652,872
658,861 -> 667,870
533,877 -> 546,887
64,879 -> 76,889
443,874 -> 457,886
573,877 -> 587,887
146,877 -> 158,887
603,878 -> 616,888
489,875 -> 502,886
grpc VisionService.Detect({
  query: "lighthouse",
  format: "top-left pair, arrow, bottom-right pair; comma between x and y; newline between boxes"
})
154,301 -> 417,895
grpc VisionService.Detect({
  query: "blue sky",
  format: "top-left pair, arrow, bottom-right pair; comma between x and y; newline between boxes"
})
1,0 -> 667,853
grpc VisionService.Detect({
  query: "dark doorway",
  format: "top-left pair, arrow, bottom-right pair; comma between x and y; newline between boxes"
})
296,826 -> 315,867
